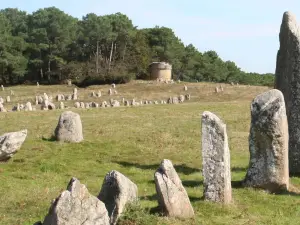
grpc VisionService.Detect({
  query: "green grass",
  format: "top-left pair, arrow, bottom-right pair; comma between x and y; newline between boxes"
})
0,82 -> 298,225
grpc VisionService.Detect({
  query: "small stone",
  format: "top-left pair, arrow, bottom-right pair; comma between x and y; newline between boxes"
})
42,177 -> 109,225
154,159 -> 194,218
25,102 -> 33,111
98,170 -> 138,225
0,129 -> 27,161
111,100 -> 120,107
59,102 -> 64,109
178,95 -> 185,103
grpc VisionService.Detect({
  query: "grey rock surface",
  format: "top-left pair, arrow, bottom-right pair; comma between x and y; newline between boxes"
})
201,111 -> 232,203
244,89 -> 289,192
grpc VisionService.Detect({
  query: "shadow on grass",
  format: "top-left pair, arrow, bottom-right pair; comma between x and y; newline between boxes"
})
42,135 -> 56,142
114,161 -> 200,175
231,180 -> 244,189
182,180 -> 202,187
231,166 -> 247,172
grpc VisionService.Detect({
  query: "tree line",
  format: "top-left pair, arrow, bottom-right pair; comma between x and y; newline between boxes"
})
0,7 -> 274,86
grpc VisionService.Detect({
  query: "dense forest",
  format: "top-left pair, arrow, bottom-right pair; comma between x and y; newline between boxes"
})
0,7 -> 274,86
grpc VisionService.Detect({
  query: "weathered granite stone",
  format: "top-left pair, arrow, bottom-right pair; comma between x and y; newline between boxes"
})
98,170 -> 138,225
275,11 -> 300,174
25,102 -> 33,111
178,95 -> 185,103
0,129 -> 27,161
201,111 -> 232,203
111,100 -> 120,107
43,177 -> 109,225
154,159 -> 194,218
243,89 -> 289,192
59,102 -> 64,109
54,111 -> 83,143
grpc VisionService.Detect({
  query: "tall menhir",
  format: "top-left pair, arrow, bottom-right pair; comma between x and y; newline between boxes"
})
275,11 -> 300,174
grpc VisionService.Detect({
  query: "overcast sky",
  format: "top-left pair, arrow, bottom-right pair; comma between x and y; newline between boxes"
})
1,0 -> 300,73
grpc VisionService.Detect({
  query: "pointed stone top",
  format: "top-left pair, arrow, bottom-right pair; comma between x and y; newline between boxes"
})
280,11 -> 300,38
202,111 -> 225,127
282,11 -> 297,23
202,111 -> 221,122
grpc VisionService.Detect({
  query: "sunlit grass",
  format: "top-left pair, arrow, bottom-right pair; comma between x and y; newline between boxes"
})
1,82 -> 296,225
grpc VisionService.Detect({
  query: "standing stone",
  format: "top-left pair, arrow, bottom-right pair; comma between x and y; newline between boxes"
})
25,102 -> 33,111
178,95 -> 185,103
0,97 -> 4,104
111,100 -> 120,107
243,89 -> 289,192
275,11 -> 300,174
10,90 -> 14,96
98,170 -> 138,225
201,111 -> 232,203
101,101 -> 108,108
72,88 -> 78,100
0,130 -> 27,161
6,96 -> 10,102
74,102 -> 80,108
112,83 -> 116,89
131,99 -> 136,106
154,159 -> 194,218
43,93 -> 49,101
67,79 -> 72,86
12,104 -> 20,112
37,82 -> 39,87
97,91 -> 102,97
1,85 -> 4,91
56,94 -> 62,101
66,94 -> 72,101
59,102 -> 64,110
184,85 -> 188,91
54,111 -> 83,143
124,100 -> 129,106
43,177 -> 109,225
91,91 -> 96,97
215,87 -> 220,93
172,96 -> 179,104
80,102 -> 85,108
0,103 -> 6,112
85,102 -> 90,109
185,94 -> 191,101
108,89 -> 112,95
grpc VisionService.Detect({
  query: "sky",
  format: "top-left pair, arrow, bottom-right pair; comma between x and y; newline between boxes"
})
0,0 -> 299,74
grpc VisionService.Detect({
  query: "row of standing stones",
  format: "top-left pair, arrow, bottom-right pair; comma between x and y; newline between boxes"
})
1,10 -> 300,224
0,87 -> 289,225
0,84 -> 192,112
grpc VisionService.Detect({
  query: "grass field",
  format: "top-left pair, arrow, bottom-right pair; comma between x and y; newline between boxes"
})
1,81 -> 299,225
